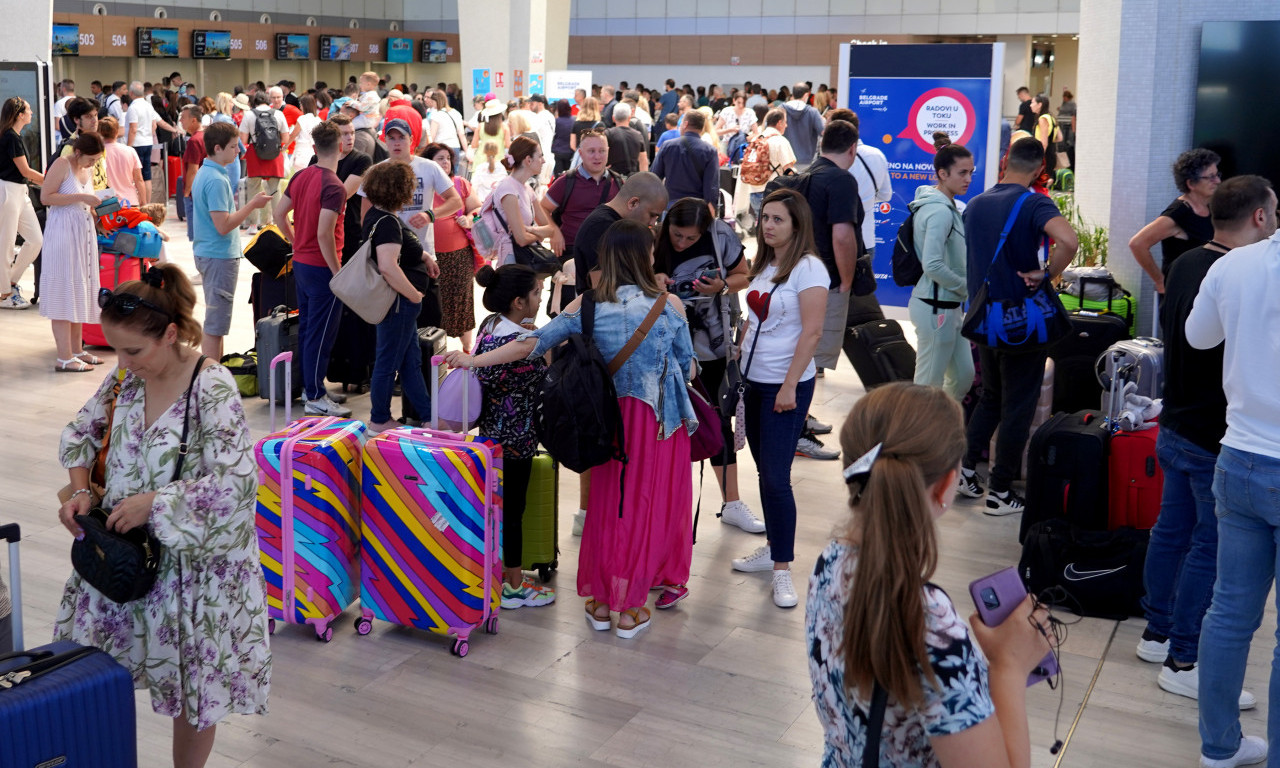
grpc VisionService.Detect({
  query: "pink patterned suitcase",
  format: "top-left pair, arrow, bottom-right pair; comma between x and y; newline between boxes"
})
357,426 -> 502,657
254,353 -> 366,641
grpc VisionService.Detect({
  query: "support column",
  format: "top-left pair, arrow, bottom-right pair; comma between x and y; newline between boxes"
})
998,34 -> 1032,118
457,0 -> 568,103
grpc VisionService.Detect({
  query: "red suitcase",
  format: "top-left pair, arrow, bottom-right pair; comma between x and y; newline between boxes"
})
83,253 -> 143,348
167,155 -> 182,198
1108,425 -> 1163,530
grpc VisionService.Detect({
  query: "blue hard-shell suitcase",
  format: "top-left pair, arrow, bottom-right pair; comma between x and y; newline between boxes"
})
0,524 -> 138,767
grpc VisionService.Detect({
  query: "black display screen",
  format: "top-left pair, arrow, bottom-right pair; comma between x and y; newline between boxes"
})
1194,21 -> 1280,184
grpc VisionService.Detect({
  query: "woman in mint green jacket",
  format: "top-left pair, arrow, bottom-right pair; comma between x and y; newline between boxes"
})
907,144 -> 975,400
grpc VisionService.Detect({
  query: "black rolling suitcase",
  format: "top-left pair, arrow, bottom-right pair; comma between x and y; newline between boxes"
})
327,306 -> 377,393
1020,409 -> 1111,542
845,319 -> 916,390
0,523 -> 139,767
400,326 -> 448,423
1048,311 -> 1128,414
250,270 -> 298,323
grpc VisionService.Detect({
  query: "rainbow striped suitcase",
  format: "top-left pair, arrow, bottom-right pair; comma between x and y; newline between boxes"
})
255,412 -> 366,642
357,427 -> 503,657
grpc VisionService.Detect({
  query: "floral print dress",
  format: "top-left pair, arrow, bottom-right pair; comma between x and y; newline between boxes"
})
805,541 -> 994,767
54,362 -> 270,731
473,315 -> 546,460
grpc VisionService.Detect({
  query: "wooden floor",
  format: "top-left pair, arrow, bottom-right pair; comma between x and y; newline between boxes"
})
2,215 -> 1274,767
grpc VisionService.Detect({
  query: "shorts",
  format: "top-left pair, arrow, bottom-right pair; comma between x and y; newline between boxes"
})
194,256 -> 240,336
814,288 -> 851,369
133,145 -> 153,181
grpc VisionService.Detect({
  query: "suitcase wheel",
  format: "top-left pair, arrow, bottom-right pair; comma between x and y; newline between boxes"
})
316,626 -> 335,643
451,639 -> 469,657
485,616 -> 499,635
355,617 -> 373,636
537,565 -> 552,583
268,618 -> 275,635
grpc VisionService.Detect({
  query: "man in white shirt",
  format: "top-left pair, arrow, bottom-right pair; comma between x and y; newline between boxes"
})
105,81 -> 127,134
745,85 -> 768,110
528,94 -> 557,185
1185,176 -> 1280,768
358,118 -> 463,258
52,79 -> 75,142
828,109 -> 893,257
125,80 -> 179,187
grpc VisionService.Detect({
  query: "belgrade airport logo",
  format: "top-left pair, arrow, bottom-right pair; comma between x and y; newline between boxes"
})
898,87 -> 977,154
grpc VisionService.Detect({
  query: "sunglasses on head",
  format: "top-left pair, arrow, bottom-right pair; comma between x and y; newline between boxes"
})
98,288 -> 171,321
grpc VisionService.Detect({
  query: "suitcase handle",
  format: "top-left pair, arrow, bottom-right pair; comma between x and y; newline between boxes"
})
0,523 -> 19,652
429,354 -> 472,433
269,351 -> 293,433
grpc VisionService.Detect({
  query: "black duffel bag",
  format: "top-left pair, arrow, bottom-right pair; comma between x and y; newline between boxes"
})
1018,518 -> 1149,620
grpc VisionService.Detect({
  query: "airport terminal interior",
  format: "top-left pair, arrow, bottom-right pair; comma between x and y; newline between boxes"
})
4,1 -> 1280,766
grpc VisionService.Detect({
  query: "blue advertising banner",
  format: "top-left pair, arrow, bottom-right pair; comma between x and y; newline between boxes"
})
841,44 -> 1003,307
472,68 -> 491,98
528,74 -> 545,96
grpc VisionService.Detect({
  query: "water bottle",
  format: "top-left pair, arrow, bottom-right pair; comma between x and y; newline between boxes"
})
472,213 -> 496,254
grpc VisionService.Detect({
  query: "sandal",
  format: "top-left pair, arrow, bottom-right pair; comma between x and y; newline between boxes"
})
655,585 -> 688,610
73,351 -> 104,365
55,358 -> 94,373
615,607 -> 651,639
585,599 -> 611,631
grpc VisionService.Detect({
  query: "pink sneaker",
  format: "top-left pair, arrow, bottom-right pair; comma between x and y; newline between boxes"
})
655,585 -> 688,610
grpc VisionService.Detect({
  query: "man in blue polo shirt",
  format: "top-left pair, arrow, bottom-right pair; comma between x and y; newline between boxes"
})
192,121 -> 273,359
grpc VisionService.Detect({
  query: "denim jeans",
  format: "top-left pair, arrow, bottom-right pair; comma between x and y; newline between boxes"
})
1199,445 -> 1280,761
293,262 -> 343,402
963,345 -> 1048,491
743,377 -> 815,563
184,196 -> 194,242
1141,425 -> 1219,663
370,295 -> 431,425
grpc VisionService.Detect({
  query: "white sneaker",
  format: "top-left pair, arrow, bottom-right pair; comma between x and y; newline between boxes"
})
1158,662 -> 1257,710
572,509 -> 586,537
1136,635 -> 1170,663
0,292 -> 31,310
984,488 -> 1025,516
720,500 -> 766,533
304,397 -> 352,417
1201,735 -> 1268,768
772,569 -> 798,608
732,545 -> 774,573
327,390 -> 348,404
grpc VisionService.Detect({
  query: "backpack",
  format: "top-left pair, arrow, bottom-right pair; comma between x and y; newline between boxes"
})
738,134 -> 776,186
890,210 -> 923,287
550,169 -> 622,227
250,108 -> 283,160
534,292 -> 627,474
1019,518 -> 1149,620
763,166 -> 814,200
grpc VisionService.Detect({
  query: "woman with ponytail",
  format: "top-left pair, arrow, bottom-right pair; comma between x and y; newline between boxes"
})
806,383 -> 1051,768
54,263 -> 270,768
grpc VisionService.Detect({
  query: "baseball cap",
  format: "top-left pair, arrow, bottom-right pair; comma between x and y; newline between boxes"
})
384,118 -> 412,137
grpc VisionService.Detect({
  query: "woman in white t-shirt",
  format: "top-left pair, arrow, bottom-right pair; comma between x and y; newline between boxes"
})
733,188 -> 828,609
289,94 -> 323,172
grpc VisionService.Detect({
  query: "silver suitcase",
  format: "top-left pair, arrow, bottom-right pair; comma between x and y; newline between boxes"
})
1098,337 -> 1163,416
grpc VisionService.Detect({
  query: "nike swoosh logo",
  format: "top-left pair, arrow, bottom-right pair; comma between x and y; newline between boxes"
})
1063,563 -> 1125,581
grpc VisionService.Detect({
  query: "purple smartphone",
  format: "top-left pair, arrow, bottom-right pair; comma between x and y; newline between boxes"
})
969,567 -> 1058,686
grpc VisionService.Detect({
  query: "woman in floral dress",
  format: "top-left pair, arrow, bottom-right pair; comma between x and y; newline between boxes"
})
54,263 -> 269,768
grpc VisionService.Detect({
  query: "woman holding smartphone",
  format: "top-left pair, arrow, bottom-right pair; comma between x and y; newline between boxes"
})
806,383 -> 1052,767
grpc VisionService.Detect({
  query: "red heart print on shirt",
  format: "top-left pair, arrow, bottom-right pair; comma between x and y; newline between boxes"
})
747,289 -> 771,322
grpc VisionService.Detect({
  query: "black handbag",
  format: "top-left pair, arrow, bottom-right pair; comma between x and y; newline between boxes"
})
960,191 -> 1070,350
491,202 -> 559,276
70,356 -> 204,604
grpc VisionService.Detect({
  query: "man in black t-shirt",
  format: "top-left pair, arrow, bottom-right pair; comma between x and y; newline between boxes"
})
604,103 -> 648,177
1137,175 -> 1275,703
572,172 -> 668,295
1015,87 -> 1035,134
957,138 -> 1077,516
315,114 -> 373,262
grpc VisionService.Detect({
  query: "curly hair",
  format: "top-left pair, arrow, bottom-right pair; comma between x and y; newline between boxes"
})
1172,148 -> 1221,193
362,160 -> 416,212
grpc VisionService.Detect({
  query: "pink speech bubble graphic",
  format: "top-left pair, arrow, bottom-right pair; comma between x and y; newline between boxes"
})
897,87 -> 977,154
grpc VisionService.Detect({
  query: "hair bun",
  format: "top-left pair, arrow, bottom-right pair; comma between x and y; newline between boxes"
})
474,264 -> 496,287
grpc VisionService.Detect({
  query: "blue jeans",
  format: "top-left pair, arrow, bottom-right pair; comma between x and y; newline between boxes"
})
1141,425 -> 1219,663
370,295 -> 431,425
1199,445 -> 1280,761
184,196 -> 193,242
750,191 -> 764,217
743,377 -> 815,563
294,262 -> 343,402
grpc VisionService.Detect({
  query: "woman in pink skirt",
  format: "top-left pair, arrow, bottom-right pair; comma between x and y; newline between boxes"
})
447,219 -> 697,639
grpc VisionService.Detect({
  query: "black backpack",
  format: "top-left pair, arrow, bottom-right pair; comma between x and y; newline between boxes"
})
534,292 -> 626,474
551,169 -> 622,226
251,108 -> 283,160
763,167 -> 814,201
890,210 -> 923,287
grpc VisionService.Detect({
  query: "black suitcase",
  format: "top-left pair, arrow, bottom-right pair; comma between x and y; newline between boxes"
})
1020,409 -> 1110,542
327,305 -> 377,393
845,319 -> 916,390
250,270 -> 298,323
845,291 -> 886,328
1048,311 -> 1129,414
400,326 -> 448,423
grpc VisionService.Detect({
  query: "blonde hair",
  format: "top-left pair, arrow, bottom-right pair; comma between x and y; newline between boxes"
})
138,202 -> 166,226
578,96 -> 601,123
507,109 -> 532,137
837,383 -> 966,708
215,92 -> 235,116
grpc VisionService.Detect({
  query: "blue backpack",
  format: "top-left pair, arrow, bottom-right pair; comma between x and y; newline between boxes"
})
725,130 -> 749,164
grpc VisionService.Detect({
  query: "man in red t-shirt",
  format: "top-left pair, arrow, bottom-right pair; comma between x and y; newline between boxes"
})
273,120 -> 351,416
177,104 -> 206,242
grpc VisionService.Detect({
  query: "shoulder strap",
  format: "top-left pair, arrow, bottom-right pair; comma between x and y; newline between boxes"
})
862,682 -> 889,768
986,191 -> 1034,275
856,151 -> 873,182
740,282 -> 781,380
172,355 -> 207,483
582,290 -> 596,339
608,292 -> 670,376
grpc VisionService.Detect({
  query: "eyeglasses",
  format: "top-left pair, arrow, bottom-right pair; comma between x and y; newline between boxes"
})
98,288 -> 170,321
1195,173 -> 1222,182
